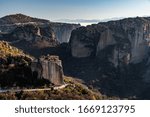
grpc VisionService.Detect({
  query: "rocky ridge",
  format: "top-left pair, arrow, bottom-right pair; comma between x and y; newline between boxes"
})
0,41 -> 25,58
0,14 -> 49,25
0,14 -> 80,43
0,14 -> 80,57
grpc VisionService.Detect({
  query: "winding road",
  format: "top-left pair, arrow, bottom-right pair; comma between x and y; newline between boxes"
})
0,84 -> 68,93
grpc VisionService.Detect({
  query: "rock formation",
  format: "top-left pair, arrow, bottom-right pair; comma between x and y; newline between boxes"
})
0,14 -> 80,57
31,55 -> 64,86
69,17 -> 150,85
70,17 -> 150,65
3,23 -> 58,46
51,23 -> 80,43
0,14 -> 80,43
0,40 -> 31,60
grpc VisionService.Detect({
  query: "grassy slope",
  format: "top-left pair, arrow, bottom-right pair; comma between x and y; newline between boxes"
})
0,76 -> 117,100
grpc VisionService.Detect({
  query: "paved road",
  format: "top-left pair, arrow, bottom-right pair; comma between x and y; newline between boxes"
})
0,84 -> 68,93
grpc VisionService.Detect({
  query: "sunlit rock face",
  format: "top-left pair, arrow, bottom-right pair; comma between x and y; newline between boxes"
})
69,17 -> 150,83
0,14 -> 80,57
51,23 -> 80,43
31,55 -> 64,86
97,18 -> 150,66
96,29 -> 115,51
70,17 -> 150,65
120,19 -> 150,64
0,14 -> 80,43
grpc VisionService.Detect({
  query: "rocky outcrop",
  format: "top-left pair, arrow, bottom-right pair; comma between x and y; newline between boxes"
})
0,24 -> 59,57
0,40 -> 31,60
31,55 -> 64,86
0,14 -> 80,57
69,26 -> 101,57
51,23 -> 80,43
97,29 -> 115,51
0,14 -> 80,43
3,24 -> 58,47
0,40 -> 33,71
70,17 -> 150,66
69,17 -> 150,86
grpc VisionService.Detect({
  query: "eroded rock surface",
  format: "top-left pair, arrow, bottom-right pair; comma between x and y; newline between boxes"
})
69,17 -> 150,87
0,14 -> 80,57
31,55 -> 64,86
0,14 -> 80,43
70,17 -> 150,65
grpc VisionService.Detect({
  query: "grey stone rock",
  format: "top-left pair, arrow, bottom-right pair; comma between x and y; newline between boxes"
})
51,23 -> 80,43
0,14 -> 80,43
70,17 -> 150,65
69,17 -> 150,83
31,55 -> 64,86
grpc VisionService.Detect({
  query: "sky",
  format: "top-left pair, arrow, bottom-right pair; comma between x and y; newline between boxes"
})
0,0 -> 150,25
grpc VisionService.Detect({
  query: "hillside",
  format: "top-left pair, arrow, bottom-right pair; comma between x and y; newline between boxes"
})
0,41 -> 107,100
0,76 -> 115,100
0,14 -> 49,25
0,41 -> 28,58
0,40 -> 32,65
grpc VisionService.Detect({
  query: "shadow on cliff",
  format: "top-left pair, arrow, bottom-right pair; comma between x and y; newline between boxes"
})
62,55 -> 149,99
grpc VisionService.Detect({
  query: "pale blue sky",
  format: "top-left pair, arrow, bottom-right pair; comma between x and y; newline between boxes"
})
0,0 -> 150,21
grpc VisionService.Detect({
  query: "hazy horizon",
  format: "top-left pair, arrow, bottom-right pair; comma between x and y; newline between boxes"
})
1,0 -> 150,25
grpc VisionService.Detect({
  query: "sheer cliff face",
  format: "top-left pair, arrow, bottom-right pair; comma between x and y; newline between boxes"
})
69,17 -> 150,86
70,17 -> 150,66
31,55 -> 64,86
0,23 -> 59,57
69,26 -> 102,57
0,23 -> 80,43
51,23 -> 80,43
